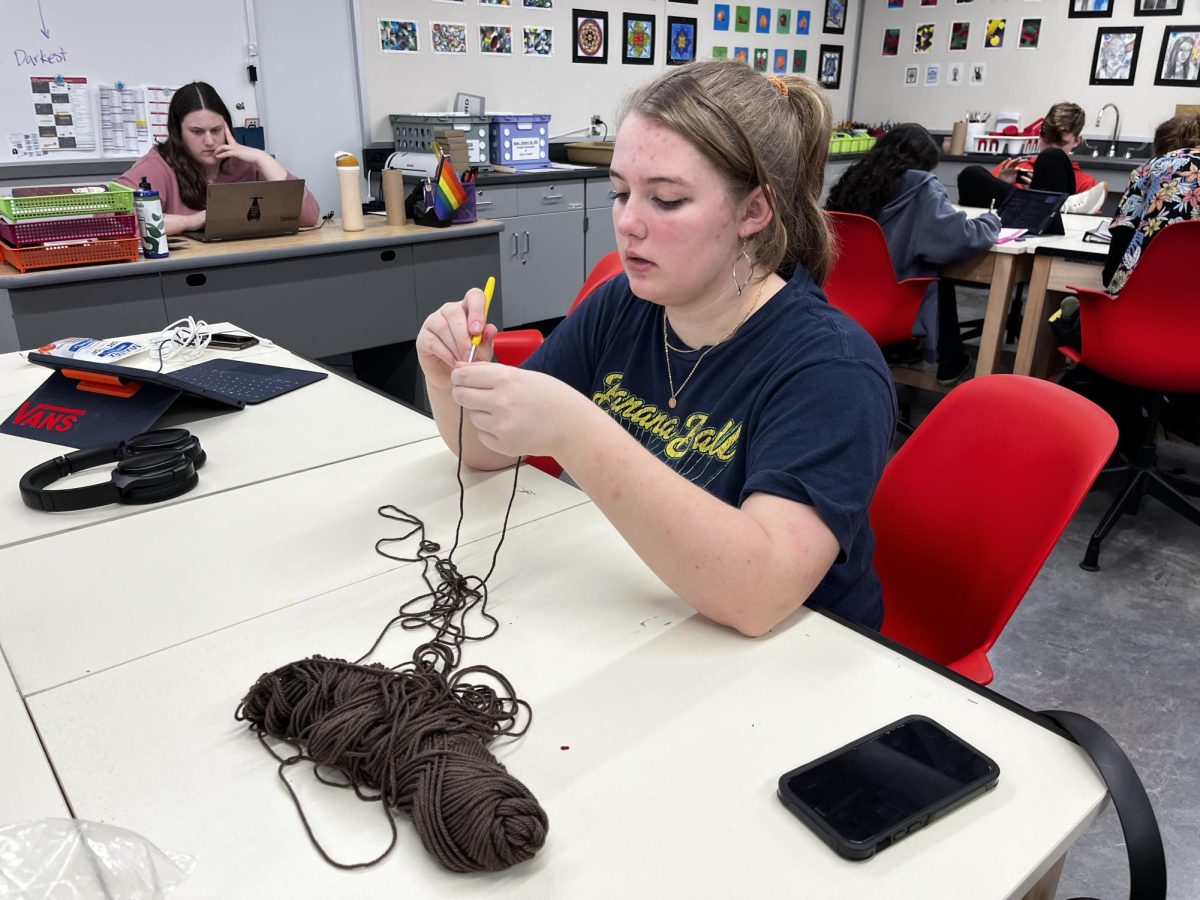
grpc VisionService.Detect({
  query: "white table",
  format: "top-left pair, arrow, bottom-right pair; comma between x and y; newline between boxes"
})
0,656 -> 68,824
0,327 -> 438,550
23,500 -> 1106,899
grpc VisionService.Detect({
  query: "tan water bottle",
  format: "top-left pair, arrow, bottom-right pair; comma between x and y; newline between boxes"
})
335,151 -> 364,232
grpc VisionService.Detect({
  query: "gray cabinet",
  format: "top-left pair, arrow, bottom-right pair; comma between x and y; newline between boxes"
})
585,180 -> 618,278
1,275 -> 166,352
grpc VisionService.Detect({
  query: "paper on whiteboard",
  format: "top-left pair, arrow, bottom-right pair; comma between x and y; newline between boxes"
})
30,76 -> 96,151
6,133 -> 47,159
99,84 -> 152,156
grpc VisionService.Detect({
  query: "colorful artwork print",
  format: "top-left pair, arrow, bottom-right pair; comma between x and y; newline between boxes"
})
431,22 -> 468,54
756,7 -> 771,33
888,0 -> 903,8
479,24 -> 512,53
883,28 -> 900,56
714,4 -> 731,31
796,9 -> 811,34
777,9 -> 791,34
1091,29 -> 1140,83
713,45 -> 728,58
623,13 -> 655,64
523,26 -> 553,56
819,43 -> 843,87
523,0 -> 552,7
479,0 -> 510,5
985,19 -> 1006,48
793,48 -> 807,71
949,21 -> 969,50
774,48 -> 788,71
1069,0 -> 1114,18
734,46 -> 749,64
667,17 -> 697,65
572,9 -> 607,63
754,47 -> 769,71
823,0 -> 846,34
379,19 -> 419,52
1019,19 -> 1041,49
915,23 -> 935,52
735,6 -> 751,32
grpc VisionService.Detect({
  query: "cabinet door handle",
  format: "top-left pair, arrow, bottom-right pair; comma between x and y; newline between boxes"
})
542,193 -> 564,201
521,231 -> 530,254
185,273 -> 207,287
512,233 -> 519,256
379,249 -> 396,262
476,199 -> 494,208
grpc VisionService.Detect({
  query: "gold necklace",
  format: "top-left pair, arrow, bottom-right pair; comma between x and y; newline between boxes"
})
662,280 -> 766,410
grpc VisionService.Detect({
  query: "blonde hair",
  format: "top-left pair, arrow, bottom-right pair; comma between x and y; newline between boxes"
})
619,59 -> 835,284
1153,113 -> 1200,157
1040,102 -> 1086,145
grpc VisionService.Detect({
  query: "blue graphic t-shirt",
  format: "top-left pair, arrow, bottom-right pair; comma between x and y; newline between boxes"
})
522,266 -> 896,629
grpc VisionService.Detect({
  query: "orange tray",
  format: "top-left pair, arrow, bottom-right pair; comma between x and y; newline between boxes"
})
0,237 -> 140,273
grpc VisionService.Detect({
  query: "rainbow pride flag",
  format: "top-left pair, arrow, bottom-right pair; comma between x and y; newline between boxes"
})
432,158 -> 468,220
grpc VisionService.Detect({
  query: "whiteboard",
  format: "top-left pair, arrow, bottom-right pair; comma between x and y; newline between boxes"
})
352,0 -> 858,147
1,0 -> 259,166
854,2 -> 1187,142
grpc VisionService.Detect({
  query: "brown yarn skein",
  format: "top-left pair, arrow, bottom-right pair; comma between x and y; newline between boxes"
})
236,651 -> 548,872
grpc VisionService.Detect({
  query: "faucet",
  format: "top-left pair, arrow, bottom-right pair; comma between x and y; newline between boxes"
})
1096,104 -> 1121,158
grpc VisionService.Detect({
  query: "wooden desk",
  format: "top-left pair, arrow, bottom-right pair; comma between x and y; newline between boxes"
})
0,217 -> 502,356
18,499 -> 1106,898
1016,236 -> 1107,379
0,335 -> 439,550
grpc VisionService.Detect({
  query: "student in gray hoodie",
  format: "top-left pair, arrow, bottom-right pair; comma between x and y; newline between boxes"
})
826,124 -> 1000,384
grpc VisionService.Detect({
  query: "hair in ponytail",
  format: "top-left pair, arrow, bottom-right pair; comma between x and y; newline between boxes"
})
620,60 -> 835,284
157,82 -> 234,211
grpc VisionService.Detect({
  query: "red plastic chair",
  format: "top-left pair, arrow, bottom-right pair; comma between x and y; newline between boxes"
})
489,252 -> 625,478
825,212 -> 935,346
1059,219 -> 1200,571
872,375 -> 1118,684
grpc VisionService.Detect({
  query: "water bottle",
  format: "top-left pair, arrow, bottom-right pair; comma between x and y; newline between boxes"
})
335,151 -> 364,232
133,177 -> 169,259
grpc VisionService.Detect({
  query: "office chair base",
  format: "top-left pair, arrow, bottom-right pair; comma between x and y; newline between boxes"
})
1081,462 -> 1200,571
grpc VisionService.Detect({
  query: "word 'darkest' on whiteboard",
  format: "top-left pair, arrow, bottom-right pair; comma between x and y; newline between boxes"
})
13,47 -> 69,67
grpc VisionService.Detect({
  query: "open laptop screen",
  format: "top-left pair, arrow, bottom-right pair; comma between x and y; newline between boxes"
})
996,188 -> 1068,236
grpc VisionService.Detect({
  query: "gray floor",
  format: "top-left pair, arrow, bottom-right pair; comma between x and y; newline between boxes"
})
906,287 -> 1200,899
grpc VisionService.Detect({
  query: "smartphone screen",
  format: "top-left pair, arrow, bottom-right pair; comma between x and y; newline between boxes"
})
778,716 -> 999,860
208,332 -> 259,351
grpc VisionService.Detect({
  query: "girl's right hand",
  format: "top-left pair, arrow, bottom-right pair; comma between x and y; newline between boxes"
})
416,287 -> 498,391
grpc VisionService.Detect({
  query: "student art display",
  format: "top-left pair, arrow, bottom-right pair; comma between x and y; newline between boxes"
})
754,47 -> 769,71
756,7 -> 771,33
818,43 -> 843,87
824,0 -> 846,35
774,48 -> 789,72
667,16 -> 697,65
1135,0 -> 1183,14
524,0 -> 553,7
947,61 -> 965,85
480,23 -> 513,53
888,0 -> 903,8
883,28 -> 900,56
734,46 -> 750,64
1019,19 -> 1042,50
431,22 -> 468,54
793,48 -> 807,71
379,19 -> 419,52
777,9 -> 791,34
1155,27 -> 1200,85
915,23 -> 935,52
479,0 -> 511,5
623,13 -> 654,64
924,63 -> 941,85
1091,27 -> 1142,84
904,64 -> 919,85
796,9 -> 811,34
1069,0 -> 1114,18
736,6 -> 751,32
714,4 -> 730,30
713,45 -> 729,57
950,21 -> 969,50
572,9 -> 607,63
968,61 -> 987,85
985,18 -> 1006,48
523,25 -> 554,56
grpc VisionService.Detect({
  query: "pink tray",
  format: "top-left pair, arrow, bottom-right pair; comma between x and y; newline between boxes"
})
0,213 -> 138,247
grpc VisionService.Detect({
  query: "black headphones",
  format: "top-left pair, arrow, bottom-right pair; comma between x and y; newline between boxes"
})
19,428 -> 207,512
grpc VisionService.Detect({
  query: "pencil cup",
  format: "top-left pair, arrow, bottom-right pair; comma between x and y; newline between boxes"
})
382,169 -> 407,226
452,183 -> 478,225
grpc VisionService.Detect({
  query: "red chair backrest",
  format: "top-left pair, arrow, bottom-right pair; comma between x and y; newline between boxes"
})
489,328 -> 563,478
1071,219 -> 1200,394
825,212 -> 932,346
872,375 -> 1117,684
570,251 -> 624,313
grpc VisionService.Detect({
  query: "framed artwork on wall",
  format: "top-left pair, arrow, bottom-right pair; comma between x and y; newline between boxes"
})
666,16 -> 697,66
1134,0 -> 1184,16
572,9 -> 608,63
823,0 -> 846,35
1155,26 -> 1200,85
1090,27 -> 1142,85
622,13 -> 655,65
1068,0 -> 1114,18
818,43 -> 843,88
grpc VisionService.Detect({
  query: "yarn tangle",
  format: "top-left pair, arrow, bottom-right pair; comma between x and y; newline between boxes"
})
236,409 -> 548,872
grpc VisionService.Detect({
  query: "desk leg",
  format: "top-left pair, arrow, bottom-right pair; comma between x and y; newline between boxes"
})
974,253 -> 1016,377
1020,853 -> 1066,900
1015,255 -> 1055,378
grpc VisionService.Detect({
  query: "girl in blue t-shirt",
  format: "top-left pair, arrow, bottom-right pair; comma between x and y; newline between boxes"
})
416,61 -> 895,634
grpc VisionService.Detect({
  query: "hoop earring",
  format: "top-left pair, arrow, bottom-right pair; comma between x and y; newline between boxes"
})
731,240 -> 753,297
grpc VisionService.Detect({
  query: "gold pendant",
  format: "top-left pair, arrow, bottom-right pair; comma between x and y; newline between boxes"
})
668,397 -> 677,409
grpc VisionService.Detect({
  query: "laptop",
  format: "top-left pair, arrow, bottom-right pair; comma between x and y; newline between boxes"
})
184,180 -> 305,242
996,188 -> 1068,236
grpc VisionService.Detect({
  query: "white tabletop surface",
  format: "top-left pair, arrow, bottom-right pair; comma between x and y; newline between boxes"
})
0,440 -> 587,696
0,655 -> 69,824
26,501 -> 1107,900
953,206 -> 1105,254
0,331 -> 438,550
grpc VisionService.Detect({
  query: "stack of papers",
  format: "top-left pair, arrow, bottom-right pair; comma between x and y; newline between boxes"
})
1082,219 -> 1113,245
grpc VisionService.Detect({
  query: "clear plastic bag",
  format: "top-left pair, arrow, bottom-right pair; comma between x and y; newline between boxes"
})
0,819 -> 194,899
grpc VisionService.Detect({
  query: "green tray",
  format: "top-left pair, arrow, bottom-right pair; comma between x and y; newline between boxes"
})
0,182 -> 134,221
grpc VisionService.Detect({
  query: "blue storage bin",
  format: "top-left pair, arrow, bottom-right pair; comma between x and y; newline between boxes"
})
489,114 -> 552,168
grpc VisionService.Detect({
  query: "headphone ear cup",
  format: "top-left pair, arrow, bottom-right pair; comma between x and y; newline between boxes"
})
124,428 -> 206,470
112,451 -> 199,505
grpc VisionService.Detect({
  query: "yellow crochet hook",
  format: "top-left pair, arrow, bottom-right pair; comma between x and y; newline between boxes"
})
466,276 -> 495,363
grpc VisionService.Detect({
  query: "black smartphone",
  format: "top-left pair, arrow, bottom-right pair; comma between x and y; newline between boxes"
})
777,715 -> 1000,861
208,332 -> 259,351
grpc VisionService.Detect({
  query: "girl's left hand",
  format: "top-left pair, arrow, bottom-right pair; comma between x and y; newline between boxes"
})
449,362 -> 586,459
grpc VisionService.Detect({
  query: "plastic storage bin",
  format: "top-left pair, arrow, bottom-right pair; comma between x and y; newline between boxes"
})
0,182 -> 134,221
489,114 -> 552,169
390,113 -> 492,167
829,132 -> 877,154
0,212 -> 138,247
0,236 -> 140,273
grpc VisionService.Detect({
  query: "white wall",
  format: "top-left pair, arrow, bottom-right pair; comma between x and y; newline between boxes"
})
852,1 -> 1193,142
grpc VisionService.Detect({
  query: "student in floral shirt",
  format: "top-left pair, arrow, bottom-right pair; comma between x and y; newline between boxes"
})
1105,114 -> 1200,294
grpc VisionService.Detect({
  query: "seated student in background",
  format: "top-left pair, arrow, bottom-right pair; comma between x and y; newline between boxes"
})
118,82 -> 319,235
417,63 -> 896,635
826,123 -> 999,385
958,102 -> 1104,214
